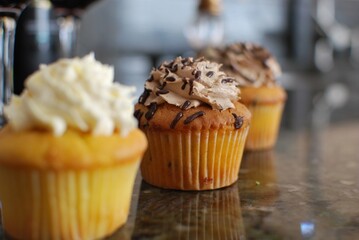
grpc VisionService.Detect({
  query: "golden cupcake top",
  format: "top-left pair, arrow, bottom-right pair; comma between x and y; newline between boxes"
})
139,56 -> 240,111
135,101 -> 251,131
198,43 -> 281,87
4,53 -> 137,137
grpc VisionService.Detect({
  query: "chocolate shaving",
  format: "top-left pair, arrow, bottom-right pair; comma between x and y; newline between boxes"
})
184,111 -> 205,124
170,112 -> 184,129
181,100 -> 191,110
145,102 -> 158,121
138,89 -> 151,104
165,76 -> 176,82
206,71 -> 214,77
192,69 -> 197,76
232,113 -> 243,129
148,75 -> 154,82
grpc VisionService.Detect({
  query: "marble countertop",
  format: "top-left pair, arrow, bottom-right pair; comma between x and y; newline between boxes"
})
109,121 -> 359,240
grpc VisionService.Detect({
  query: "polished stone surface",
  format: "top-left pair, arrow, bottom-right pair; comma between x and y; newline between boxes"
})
1,121 -> 358,239
109,121 -> 359,240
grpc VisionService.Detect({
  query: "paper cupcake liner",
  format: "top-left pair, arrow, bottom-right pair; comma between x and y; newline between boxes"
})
141,126 -> 249,190
0,160 -> 140,240
133,182 -> 245,239
244,102 -> 285,151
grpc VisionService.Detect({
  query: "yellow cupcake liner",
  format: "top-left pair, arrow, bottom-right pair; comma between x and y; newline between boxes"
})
244,102 -> 285,151
141,127 -> 249,190
0,160 -> 140,240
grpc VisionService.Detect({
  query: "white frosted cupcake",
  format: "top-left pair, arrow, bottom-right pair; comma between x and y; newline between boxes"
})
0,54 -> 147,240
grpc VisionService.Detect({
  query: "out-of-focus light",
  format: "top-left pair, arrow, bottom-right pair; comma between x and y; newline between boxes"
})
314,38 -> 333,72
300,221 -> 315,238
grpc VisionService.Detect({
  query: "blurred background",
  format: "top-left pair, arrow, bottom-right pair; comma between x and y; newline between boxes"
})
13,0 -> 359,130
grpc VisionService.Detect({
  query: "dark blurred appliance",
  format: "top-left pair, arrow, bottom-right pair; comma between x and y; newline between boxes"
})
14,0 -> 60,94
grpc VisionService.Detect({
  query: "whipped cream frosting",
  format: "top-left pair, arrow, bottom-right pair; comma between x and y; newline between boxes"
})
198,43 -> 281,87
5,53 -> 137,136
138,57 -> 240,111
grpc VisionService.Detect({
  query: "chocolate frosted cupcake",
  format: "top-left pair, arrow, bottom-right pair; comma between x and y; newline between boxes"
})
199,43 -> 287,150
135,57 -> 251,190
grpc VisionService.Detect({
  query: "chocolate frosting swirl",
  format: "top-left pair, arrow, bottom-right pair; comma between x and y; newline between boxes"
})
139,57 -> 240,111
198,43 -> 281,87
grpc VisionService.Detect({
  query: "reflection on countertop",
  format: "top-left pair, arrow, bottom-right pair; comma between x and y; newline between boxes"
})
1,121 -> 358,239
107,121 -> 359,240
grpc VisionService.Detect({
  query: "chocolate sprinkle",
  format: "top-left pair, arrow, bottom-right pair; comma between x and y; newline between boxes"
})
163,68 -> 170,78
232,113 -> 244,129
166,76 -> 176,82
159,82 -> 167,90
170,112 -> 184,129
156,89 -> 169,95
206,71 -> 214,77
195,71 -> 201,79
181,79 -> 188,90
181,58 -> 192,69
164,61 -> 174,69
138,89 -> 151,104
221,78 -> 234,84
181,100 -> 191,110
184,111 -> 205,124
188,79 -> 194,95
170,64 -> 178,73
134,109 -> 142,119
145,102 -> 158,121
134,109 -> 143,126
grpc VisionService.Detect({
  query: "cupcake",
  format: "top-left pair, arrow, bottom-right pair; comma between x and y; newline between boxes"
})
199,43 -> 287,150
135,57 -> 251,190
0,54 -> 147,240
